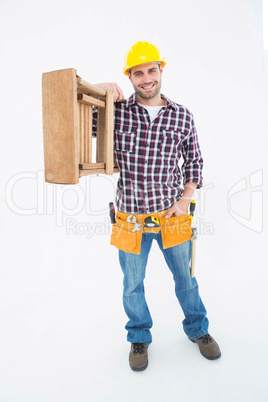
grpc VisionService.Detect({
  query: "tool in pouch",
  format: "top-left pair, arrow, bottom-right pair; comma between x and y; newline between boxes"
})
109,202 -> 146,232
189,200 -> 197,278
109,203 -> 155,231
109,202 -> 116,224
127,215 -> 160,232
144,216 -> 160,228
109,203 -> 190,236
126,215 -> 142,232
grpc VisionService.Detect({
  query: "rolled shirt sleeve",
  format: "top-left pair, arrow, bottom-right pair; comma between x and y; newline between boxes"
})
181,113 -> 203,188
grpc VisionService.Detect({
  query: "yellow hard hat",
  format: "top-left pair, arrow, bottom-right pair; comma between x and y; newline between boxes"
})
123,41 -> 166,75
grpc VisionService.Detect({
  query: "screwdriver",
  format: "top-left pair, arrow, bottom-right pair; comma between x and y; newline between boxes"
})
189,200 -> 196,220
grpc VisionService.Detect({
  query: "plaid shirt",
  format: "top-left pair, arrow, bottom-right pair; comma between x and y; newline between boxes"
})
94,93 -> 203,214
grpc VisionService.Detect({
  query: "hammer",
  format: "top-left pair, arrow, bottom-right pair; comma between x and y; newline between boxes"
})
189,201 -> 197,278
190,227 -> 197,278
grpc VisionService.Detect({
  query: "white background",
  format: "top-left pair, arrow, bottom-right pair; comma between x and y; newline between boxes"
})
1,0 -> 268,401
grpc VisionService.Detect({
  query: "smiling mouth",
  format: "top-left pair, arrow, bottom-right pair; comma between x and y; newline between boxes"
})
140,83 -> 156,90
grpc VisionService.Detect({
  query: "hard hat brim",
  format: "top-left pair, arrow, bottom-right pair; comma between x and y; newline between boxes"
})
123,59 -> 166,75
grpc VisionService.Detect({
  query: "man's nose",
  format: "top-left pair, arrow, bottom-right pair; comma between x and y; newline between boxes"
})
141,74 -> 151,84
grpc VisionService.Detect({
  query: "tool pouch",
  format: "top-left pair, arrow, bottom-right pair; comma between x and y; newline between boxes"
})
160,213 -> 192,249
110,217 -> 143,254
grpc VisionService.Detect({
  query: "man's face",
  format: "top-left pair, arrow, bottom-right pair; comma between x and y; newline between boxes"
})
129,62 -> 162,100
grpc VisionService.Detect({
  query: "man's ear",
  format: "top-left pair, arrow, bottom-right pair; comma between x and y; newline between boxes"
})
128,72 -> 132,82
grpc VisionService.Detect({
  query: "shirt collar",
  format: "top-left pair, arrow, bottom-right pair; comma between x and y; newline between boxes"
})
124,93 -> 178,111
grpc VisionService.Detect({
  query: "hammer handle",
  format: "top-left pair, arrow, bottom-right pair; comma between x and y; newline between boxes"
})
190,239 -> 196,278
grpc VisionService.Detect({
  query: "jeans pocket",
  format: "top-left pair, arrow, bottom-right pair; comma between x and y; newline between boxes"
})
161,214 -> 192,249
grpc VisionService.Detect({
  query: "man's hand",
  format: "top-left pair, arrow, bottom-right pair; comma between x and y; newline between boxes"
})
95,82 -> 124,102
165,199 -> 189,218
165,182 -> 197,218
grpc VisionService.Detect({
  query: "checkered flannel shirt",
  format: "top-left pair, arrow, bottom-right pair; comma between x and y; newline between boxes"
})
93,93 -> 203,214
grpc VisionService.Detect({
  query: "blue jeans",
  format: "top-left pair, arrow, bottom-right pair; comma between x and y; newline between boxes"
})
119,232 -> 209,344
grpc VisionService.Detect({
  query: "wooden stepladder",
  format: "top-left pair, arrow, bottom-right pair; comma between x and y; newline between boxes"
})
42,68 -> 118,184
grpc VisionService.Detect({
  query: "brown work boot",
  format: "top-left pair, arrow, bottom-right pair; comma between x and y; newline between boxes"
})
129,343 -> 149,371
189,334 -> 221,360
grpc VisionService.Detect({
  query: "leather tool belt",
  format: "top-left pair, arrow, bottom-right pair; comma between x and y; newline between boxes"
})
110,209 -> 192,255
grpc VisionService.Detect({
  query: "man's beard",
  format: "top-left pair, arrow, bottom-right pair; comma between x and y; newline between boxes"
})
134,80 -> 162,100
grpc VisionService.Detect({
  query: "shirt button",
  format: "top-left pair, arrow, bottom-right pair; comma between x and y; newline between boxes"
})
146,144 -> 149,147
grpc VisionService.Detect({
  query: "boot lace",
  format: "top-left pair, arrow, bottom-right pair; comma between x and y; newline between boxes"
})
133,343 -> 145,354
200,334 -> 213,344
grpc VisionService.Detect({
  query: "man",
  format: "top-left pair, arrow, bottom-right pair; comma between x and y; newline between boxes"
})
95,41 -> 221,371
